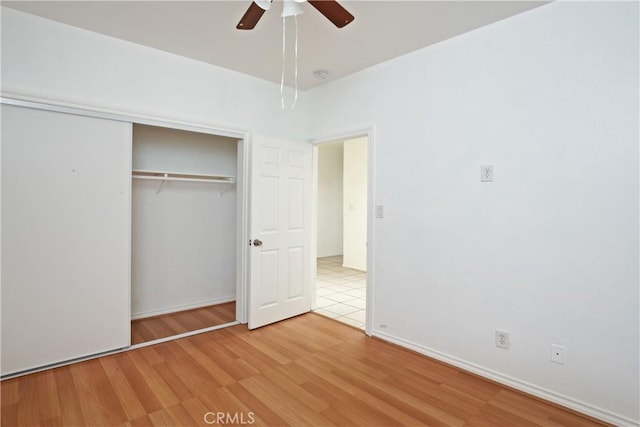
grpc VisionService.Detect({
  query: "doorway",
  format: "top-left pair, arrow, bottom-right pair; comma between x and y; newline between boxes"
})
313,137 -> 368,329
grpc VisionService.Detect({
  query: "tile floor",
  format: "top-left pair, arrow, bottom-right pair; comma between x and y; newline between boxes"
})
313,255 -> 366,329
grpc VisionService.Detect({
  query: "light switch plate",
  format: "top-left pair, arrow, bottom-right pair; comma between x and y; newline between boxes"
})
481,165 -> 494,182
375,205 -> 384,219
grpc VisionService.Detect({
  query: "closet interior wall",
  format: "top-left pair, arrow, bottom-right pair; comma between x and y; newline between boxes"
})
131,124 -> 238,320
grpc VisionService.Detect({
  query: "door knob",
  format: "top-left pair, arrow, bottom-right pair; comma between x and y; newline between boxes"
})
253,239 -> 263,247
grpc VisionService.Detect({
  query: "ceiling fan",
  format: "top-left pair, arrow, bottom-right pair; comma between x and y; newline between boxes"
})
237,0 -> 355,30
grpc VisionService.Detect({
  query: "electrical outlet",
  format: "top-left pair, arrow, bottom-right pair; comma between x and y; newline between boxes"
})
495,329 -> 510,350
551,344 -> 566,365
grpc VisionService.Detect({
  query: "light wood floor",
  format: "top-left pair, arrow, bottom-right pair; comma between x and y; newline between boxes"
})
131,302 -> 236,345
2,313 -> 607,426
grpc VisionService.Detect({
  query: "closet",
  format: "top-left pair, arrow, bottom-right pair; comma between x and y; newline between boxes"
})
130,124 -> 240,344
1,100 -> 246,377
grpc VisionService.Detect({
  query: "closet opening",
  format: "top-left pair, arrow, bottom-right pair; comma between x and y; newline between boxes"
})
130,124 -> 243,345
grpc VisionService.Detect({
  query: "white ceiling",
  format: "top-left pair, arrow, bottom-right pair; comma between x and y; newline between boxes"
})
2,0 -> 548,89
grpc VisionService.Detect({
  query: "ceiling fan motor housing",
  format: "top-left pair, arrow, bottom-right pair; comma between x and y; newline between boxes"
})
237,0 -> 354,30
255,0 -> 272,11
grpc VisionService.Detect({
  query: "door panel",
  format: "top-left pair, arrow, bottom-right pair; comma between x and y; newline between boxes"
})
249,135 -> 312,329
287,247 -> 304,298
1,104 -> 131,375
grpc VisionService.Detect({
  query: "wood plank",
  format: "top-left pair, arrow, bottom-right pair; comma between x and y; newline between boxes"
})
52,366 -> 86,427
153,341 -> 226,396
203,386 -> 256,419
99,357 -> 147,421
165,402 -> 201,426
174,339 -> 237,387
225,382 -> 288,426
238,374 -> 336,426
494,389 -> 605,426
113,353 -> 164,414
1,403 -> 19,427
262,367 -> 330,413
179,397 -> 215,425
295,357 -> 427,425
300,374 -> 401,426
331,363 -> 465,426
381,367 -> 485,418
69,358 -> 128,425
191,335 -> 260,381
15,370 -> 40,426
147,407 -> 179,427
34,370 -> 60,421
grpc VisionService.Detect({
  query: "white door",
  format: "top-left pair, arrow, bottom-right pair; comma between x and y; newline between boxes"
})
249,135 -> 312,329
1,104 -> 131,375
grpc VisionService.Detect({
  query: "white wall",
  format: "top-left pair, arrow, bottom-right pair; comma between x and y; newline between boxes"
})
317,142 -> 344,258
307,2 -> 639,424
0,7 -> 307,140
343,137 -> 368,271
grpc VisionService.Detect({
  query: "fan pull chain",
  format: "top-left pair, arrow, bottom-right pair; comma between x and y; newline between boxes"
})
280,14 -> 286,109
292,13 -> 299,108
280,13 -> 299,109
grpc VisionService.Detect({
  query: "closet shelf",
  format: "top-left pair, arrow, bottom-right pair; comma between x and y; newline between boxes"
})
132,170 -> 235,184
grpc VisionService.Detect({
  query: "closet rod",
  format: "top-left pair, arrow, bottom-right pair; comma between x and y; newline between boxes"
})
132,170 -> 235,184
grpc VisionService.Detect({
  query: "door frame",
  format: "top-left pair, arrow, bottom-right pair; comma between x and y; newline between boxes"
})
309,126 -> 376,336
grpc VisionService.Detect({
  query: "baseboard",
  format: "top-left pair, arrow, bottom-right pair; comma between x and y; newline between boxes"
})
342,263 -> 367,272
316,252 -> 343,258
372,330 -> 639,427
131,296 -> 235,320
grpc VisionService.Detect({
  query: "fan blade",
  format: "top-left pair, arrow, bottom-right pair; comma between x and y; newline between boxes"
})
308,0 -> 354,28
237,2 -> 267,30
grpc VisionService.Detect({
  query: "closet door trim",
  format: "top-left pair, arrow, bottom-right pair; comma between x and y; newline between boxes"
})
1,95 -> 247,140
